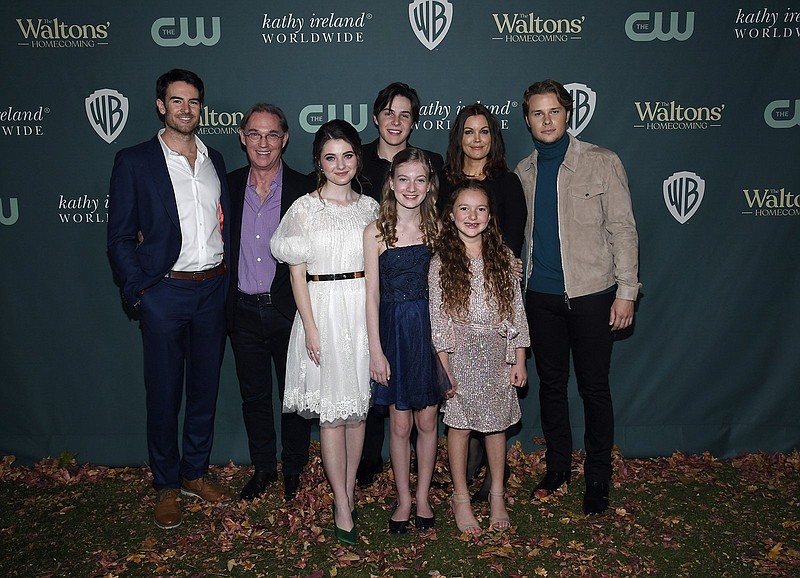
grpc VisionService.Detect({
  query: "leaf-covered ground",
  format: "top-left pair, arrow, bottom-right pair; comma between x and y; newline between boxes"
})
1,441 -> 798,577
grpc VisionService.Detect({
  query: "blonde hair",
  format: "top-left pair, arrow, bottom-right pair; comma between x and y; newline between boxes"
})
375,147 -> 440,249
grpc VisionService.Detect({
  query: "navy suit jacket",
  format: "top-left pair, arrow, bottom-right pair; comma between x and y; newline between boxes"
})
225,162 -> 313,327
107,135 -> 231,312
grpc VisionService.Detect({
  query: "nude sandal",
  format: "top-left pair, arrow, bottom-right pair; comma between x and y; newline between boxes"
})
450,493 -> 481,535
489,491 -> 510,530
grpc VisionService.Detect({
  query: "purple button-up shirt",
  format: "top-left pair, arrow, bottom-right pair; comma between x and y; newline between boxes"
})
237,163 -> 283,295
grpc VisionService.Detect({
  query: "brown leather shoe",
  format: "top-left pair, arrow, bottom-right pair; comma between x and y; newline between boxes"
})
154,488 -> 181,529
180,476 -> 232,502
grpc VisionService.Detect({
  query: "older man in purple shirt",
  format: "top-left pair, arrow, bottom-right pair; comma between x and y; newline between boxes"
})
225,103 -> 314,501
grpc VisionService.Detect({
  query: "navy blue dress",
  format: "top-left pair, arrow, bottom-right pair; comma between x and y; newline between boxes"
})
372,244 -> 447,410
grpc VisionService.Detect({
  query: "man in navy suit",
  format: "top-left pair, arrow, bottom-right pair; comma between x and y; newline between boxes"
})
107,69 -> 232,529
226,103 -> 313,501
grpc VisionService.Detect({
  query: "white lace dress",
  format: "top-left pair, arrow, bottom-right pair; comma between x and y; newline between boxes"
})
270,194 -> 379,424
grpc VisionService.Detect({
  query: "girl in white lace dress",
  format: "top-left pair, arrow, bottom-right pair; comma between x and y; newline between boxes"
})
270,120 -> 378,544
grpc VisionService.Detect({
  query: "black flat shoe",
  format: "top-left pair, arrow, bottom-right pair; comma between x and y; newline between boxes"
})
283,473 -> 301,501
239,469 -> 278,500
414,512 -> 435,529
583,481 -> 610,515
531,470 -> 571,497
388,516 -> 409,534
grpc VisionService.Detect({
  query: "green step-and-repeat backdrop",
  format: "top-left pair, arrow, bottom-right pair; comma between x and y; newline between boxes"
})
1,1 -> 798,465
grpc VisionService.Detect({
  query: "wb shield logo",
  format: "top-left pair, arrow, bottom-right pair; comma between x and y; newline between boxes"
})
626,12 -> 694,41
409,0 -> 453,50
664,171 -> 704,224
151,17 -> 221,47
85,89 -> 128,144
565,83 -> 595,137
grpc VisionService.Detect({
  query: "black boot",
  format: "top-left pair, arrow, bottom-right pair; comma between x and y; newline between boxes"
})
531,470 -> 571,497
583,481 -> 610,515
240,469 -> 277,500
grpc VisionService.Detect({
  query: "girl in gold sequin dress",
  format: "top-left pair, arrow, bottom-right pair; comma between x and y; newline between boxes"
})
428,181 -> 530,535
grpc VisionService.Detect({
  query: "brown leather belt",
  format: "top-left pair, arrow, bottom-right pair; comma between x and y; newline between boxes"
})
307,271 -> 364,282
166,262 -> 225,281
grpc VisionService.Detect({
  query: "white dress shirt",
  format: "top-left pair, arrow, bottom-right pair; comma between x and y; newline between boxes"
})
158,129 -> 224,272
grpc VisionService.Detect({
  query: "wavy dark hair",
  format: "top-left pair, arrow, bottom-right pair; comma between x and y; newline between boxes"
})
444,103 -> 508,185
311,119 -> 363,192
435,181 -> 516,322
376,147 -> 439,249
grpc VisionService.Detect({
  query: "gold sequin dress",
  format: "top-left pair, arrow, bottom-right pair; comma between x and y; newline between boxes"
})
428,254 -> 530,433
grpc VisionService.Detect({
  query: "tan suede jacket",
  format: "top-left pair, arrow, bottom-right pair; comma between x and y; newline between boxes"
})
514,134 -> 640,301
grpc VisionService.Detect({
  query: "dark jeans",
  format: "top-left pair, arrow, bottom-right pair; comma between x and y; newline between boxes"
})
526,290 -> 615,483
230,293 -> 310,476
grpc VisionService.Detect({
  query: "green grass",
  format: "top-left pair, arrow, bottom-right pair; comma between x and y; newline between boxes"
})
1,446 -> 798,577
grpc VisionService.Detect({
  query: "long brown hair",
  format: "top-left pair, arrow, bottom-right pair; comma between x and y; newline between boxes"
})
435,181 -> 516,321
376,147 -> 439,249
444,103 -> 509,185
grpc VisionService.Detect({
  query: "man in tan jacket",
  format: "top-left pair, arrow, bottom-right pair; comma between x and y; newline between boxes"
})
515,79 -> 640,516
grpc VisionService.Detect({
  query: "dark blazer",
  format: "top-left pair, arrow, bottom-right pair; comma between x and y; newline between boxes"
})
107,135 -> 231,311
225,162 -> 313,327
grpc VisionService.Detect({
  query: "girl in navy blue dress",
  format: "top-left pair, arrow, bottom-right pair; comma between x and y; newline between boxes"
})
363,147 -> 449,533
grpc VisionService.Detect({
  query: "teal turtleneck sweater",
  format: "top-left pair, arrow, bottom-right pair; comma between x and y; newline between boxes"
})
528,133 -> 570,295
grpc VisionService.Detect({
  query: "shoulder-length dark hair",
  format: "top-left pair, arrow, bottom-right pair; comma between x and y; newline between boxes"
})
444,103 -> 508,185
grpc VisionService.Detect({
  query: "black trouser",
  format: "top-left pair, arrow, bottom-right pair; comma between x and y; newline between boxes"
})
230,293 -> 310,476
360,407 -> 386,473
526,290 -> 615,483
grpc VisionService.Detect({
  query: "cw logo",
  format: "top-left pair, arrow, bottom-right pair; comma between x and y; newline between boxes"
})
151,17 -> 221,47
625,12 -> 694,41
663,171 -> 704,224
299,104 -> 370,134
1,198 -> 19,226
565,83 -> 595,137
764,99 -> 800,128
409,0 -> 453,50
